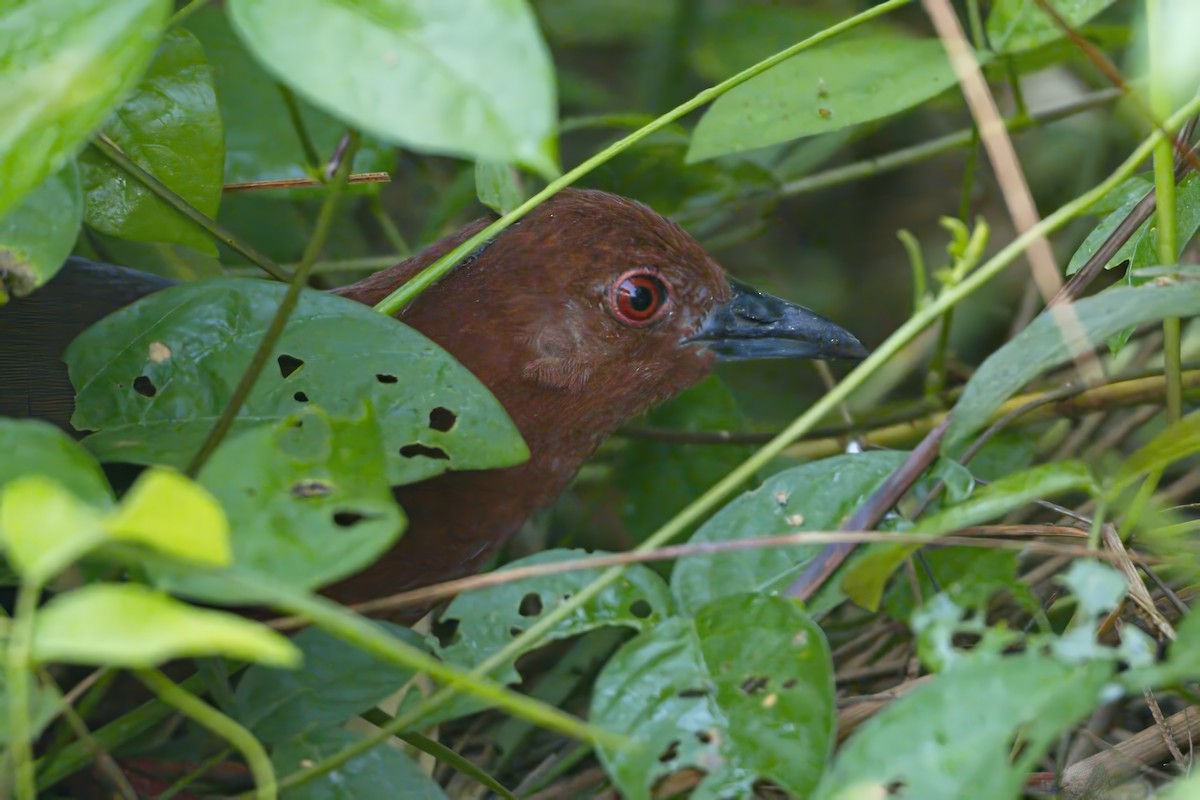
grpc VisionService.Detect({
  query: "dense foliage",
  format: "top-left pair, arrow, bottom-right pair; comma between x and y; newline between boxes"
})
1,0 -> 1199,798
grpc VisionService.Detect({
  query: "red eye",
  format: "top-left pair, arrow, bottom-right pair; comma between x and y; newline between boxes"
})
611,272 -> 668,325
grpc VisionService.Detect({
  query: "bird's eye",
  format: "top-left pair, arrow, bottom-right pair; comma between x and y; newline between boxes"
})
610,272 -> 668,325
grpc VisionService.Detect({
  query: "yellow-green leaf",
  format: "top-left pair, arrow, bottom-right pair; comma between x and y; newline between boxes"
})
105,468 -> 231,566
0,476 -> 107,584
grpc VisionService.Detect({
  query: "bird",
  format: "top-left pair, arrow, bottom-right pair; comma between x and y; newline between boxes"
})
0,188 -> 866,611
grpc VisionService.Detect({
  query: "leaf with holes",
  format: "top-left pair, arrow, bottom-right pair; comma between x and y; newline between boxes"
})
0,162 -> 83,301
814,653 -> 1113,799
0,419 -> 113,507
236,622 -> 428,743
185,7 -> 392,186
151,406 -> 404,603
0,0 -> 170,217
670,451 -> 973,616
842,461 -> 1096,611
687,38 -> 959,162
272,727 -> 448,800
77,27 -> 223,254
592,594 -> 834,800
64,278 -> 528,483
986,0 -> 1120,54
944,283 -> 1200,452
227,0 -> 559,177
31,583 -> 300,668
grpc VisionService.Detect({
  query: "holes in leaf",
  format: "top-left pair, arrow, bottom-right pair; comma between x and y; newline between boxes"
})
291,480 -> 332,498
333,511 -> 372,528
629,599 -> 653,619
740,676 -> 769,695
277,354 -> 304,379
132,375 -> 157,398
400,443 -> 450,460
428,406 -> 457,432
782,678 -> 797,690
293,391 -> 309,402
509,626 -> 524,637
886,780 -> 907,796
695,730 -> 713,745
375,373 -> 398,384
678,687 -> 709,699
518,593 -> 543,617
658,740 -> 680,763
432,618 -> 460,649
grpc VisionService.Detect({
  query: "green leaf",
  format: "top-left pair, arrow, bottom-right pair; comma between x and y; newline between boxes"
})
591,594 -> 834,800
814,654 -> 1113,799
155,406 -> 404,603
439,549 -> 673,685
0,476 -> 107,584
690,5 -> 847,83
687,38 -> 959,163
78,27 -> 223,255
0,419 -> 113,507
185,7 -> 392,186
227,0 -> 559,177
474,162 -> 525,215
670,451 -> 973,616
1112,412 -> 1200,492
842,462 -> 1096,610
0,162 -> 83,301
615,376 -> 753,544
0,672 -> 61,747
106,468 -> 231,567
945,282 -> 1200,450
882,548 -> 1039,622
272,727 -> 448,800
64,279 -> 528,483
31,583 -> 300,668
986,0 -> 1119,54
236,622 -> 428,743
0,0 -> 170,217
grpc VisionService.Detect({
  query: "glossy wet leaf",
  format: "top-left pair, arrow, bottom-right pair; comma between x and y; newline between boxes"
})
592,594 -> 834,800
814,654 -> 1113,799
105,468 -> 231,567
65,279 -> 528,483
0,0 -> 170,217
155,407 -> 404,603
272,727 -> 448,800
688,38 -> 958,163
670,451 -> 973,616
185,7 -> 391,186
78,27 -> 222,255
945,282 -> 1200,451
1112,411 -> 1200,492
439,549 -> 674,685
0,419 -> 113,507
986,0 -> 1119,53
227,0 -> 559,177
842,461 -> 1096,610
475,162 -> 525,215
31,583 -> 301,668
236,622 -> 428,743
0,476 -> 107,584
0,162 -> 83,301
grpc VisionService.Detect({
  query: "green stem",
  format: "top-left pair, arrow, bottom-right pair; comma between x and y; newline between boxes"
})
1147,0 -> 1183,423
7,585 -> 39,800
370,194 -> 412,256
184,132 -> 362,476
135,669 -> 276,800
372,0 -> 915,316
278,84 -> 323,175
966,0 -> 987,50
780,88 -> 1121,196
91,136 -> 290,282
388,89 -> 1200,736
155,747 -> 232,800
169,0 -> 212,27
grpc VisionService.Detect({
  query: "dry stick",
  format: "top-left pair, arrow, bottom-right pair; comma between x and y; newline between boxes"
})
222,173 -> 391,193
784,416 -> 953,601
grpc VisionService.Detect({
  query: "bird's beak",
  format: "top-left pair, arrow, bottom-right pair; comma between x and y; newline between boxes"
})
685,278 -> 868,361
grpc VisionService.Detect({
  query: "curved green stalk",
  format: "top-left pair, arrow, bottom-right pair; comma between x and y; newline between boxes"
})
6,585 -> 39,800
371,0 -> 914,316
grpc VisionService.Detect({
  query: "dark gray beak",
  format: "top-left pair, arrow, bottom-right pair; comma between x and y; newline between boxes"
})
685,278 -> 868,361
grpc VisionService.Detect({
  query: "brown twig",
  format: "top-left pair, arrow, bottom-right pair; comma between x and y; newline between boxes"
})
223,172 -> 392,193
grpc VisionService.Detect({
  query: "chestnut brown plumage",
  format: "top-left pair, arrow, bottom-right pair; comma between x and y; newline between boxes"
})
0,188 -> 866,609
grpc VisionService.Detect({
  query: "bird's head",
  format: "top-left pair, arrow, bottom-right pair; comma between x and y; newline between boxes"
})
340,188 -> 866,448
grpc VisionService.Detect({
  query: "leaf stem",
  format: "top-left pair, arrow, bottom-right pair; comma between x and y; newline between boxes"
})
7,584 -> 39,800
90,135 -> 291,282
277,84 -> 324,175
134,669 -> 276,800
184,132 -> 361,476
371,0 -> 915,316
169,0 -> 212,27
388,89 -> 1200,734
